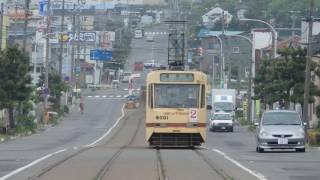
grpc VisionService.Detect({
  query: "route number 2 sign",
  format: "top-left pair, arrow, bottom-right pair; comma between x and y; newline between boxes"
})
189,109 -> 198,122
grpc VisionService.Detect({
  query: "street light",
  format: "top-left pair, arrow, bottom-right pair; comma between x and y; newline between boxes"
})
228,34 -> 255,123
239,18 -> 278,58
210,35 -> 224,88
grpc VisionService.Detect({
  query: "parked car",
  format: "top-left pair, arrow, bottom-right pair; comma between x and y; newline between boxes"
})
209,112 -> 233,132
255,110 -> 306,153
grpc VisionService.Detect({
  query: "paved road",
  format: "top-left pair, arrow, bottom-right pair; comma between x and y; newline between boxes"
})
205,126 -> 320,180
0,90 -> 125,179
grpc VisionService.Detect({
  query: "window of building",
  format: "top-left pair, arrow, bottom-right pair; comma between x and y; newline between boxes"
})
36,67 -> 41,73
233,47 -> 240,54
208,42 -> 214,49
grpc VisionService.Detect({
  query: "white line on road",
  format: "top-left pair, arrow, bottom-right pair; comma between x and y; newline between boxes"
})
0,149 -> 67,180
124,88 -> 128,91
95,95 -> 100,98
109,95 -> 114,98
84,104 -> 126,148
116,95 -> 121,98
102,95 -> 107,98
211,148 -> 267,180
88,96 -> 93,98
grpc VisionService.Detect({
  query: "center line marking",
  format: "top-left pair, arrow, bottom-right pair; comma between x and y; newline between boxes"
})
211,148 -> 267,180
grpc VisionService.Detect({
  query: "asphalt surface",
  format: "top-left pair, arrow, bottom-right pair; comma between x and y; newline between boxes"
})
0,24 -> 319,180
205,126 -> 320,180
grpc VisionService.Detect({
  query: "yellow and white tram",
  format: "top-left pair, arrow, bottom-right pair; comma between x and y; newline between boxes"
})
145,70 -> 211,147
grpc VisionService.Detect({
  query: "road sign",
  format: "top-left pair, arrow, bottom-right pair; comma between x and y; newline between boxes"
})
90,49 -> 112,61
39,0 -> 48,16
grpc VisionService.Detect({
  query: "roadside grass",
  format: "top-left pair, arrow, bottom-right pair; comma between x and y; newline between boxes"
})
308,129 -> 320,146
0,134 -> 9,142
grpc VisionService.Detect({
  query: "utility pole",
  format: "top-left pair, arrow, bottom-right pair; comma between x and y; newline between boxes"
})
71,4 -> 76,91
303,0 -> 314,129
58,0 -> 65,77
23,0 -> 30,52
44,0 -> 51,120
76,0 -> 81,89
0,3 -> 4,50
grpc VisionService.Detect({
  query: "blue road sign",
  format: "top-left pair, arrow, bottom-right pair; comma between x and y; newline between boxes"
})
39,0 -> 48,16
90,49 -> 112,61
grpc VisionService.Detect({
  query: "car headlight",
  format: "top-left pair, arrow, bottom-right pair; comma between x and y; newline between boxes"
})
259,131 -> 269,138
296,130 -> 305,137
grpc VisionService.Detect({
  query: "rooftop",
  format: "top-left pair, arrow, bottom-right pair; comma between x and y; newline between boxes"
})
198,29 -> 245,38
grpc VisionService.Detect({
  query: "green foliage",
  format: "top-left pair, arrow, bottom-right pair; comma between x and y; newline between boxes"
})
254,48 -> 320,107
16,115 -> 37,134
308,130 -> 320,146
238,117 -> 249,126
0,45 -> 32,129
37,74 -> 67,110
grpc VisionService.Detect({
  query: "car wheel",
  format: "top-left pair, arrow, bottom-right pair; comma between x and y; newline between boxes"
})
230,127 -> 234,132
256,146 -> 264,153
296,148 -> 305,152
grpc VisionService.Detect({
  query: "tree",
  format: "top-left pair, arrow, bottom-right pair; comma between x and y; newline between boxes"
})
254,48 -> 320,109
37,74 -> 67,110
0,45 -> 32,129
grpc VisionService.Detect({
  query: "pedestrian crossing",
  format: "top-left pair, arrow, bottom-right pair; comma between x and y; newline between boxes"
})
145,31 -> 168,36
123,88 -> 140,91
87,94 -> 129,99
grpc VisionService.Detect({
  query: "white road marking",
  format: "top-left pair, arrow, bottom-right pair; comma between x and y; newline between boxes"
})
95,95 -> 100,98
211,148 -> 267,180
124,88 -> 128,91
84,104 -> 126,148
116,95 -> 121,98
102,95 -> 107,98
88,96 -> 93,98
109,95 -> 114,98
0,149 -> 67,180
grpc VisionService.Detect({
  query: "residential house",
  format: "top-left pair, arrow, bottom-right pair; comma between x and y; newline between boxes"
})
197,29 -> 251,90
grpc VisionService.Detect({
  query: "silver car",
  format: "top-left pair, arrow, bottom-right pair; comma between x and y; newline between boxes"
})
255,110 -> 306,153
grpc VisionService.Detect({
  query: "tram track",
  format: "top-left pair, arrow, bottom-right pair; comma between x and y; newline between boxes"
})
156,149 -> 168,180
193,148 -> 233,180
94,116 -> 143,180
27,110 -> 132,180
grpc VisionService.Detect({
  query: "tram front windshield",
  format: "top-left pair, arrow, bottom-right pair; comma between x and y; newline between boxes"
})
154,84 -> 200,108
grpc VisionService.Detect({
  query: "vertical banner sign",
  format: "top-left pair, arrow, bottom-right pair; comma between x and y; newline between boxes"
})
256,100 -> 261,117
39,0 -> 48,16
243,99 -> 248,120
189,109 -> 198,122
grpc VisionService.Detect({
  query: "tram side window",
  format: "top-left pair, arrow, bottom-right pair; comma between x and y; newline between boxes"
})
201,85 -> 205,108
149,84 -> 153,108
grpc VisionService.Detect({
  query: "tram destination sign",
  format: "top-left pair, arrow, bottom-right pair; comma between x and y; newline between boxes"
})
160,73 -> 194,82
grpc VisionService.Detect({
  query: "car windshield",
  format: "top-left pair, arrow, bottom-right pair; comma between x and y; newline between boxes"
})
262,112 -> 302,125
214,102 -> 233,111
213,114 -> 231,120
154,84 -> 199,108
